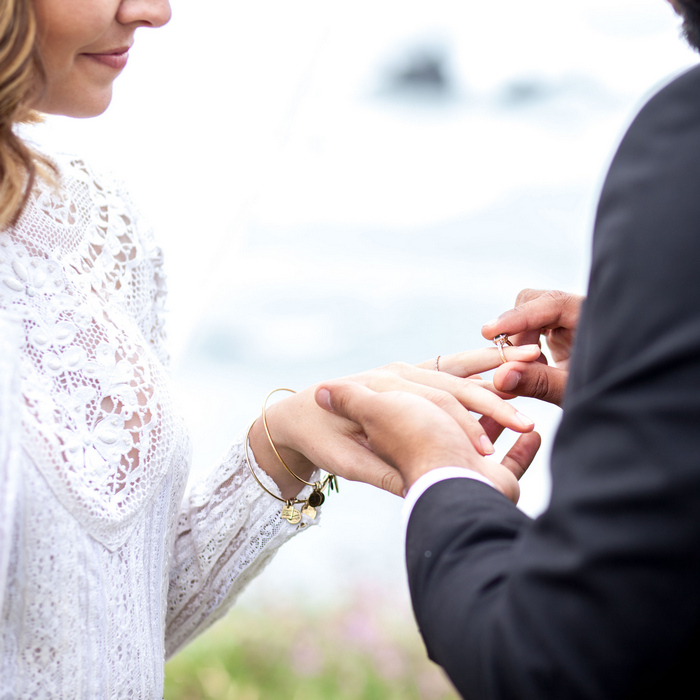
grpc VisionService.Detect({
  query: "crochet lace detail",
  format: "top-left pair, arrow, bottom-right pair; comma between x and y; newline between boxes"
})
1,155 -> 178,550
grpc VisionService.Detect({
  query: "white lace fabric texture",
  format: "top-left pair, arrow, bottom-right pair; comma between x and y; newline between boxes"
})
0,153 -> 316,698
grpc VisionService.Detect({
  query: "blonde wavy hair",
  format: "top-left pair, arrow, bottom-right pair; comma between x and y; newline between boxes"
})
0,0 -> 54,229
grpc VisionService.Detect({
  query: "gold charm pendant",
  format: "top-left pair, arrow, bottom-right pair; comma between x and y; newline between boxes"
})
301,503 -> 317,519
281,503 -> 302,524
281,503 -> 295,520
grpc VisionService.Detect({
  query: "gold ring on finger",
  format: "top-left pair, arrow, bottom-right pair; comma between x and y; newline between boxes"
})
493,333 -> 513,364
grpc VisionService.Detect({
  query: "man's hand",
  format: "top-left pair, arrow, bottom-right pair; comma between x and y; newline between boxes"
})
315,382 -> 541,501
481,289 -> 584,407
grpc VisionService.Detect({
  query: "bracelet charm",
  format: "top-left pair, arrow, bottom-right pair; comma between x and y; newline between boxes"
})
301,503 -> 317,519
281,502 -> 302,524
307,488 -> 325,508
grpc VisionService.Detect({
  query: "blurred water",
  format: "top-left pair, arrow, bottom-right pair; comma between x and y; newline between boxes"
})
27,0 -> 699,606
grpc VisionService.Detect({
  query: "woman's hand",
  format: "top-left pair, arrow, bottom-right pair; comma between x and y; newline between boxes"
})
481,289 -> 584,407
249,343 -> 541,498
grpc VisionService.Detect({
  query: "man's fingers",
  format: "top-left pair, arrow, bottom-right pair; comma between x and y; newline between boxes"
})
492,361 -> 568,407
316,382 -> 540,503
481,289 -> 584,341
314,383 -> 407,495
514,288 -> 552,307
501,431 -> 541,481
507,329 -> 543,348
332,437 -> 406,496
479,415 -> 505,444
315,381 -> 376,424
316,383 -> 489,493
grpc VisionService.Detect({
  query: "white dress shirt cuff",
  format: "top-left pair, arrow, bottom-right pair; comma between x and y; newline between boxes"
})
401,467 -> 497,532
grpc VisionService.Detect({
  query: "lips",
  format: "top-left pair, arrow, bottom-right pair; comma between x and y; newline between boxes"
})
81,47 -> 130,70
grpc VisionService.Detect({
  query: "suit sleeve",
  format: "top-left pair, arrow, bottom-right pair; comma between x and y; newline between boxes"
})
406,65 -> 700,700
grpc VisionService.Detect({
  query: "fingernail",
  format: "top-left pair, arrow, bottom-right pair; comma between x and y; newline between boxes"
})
316,387 -> 334,412
515,411 -> 535,428
501,370 -> 521,392
482,319 -> 498,330
480,435 -> 495,455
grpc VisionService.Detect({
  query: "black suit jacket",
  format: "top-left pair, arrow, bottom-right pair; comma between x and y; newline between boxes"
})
406,64 -> 700,700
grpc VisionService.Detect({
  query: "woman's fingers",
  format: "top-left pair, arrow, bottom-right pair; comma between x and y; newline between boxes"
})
363,362 -> 536,436
416,344 -> 541,377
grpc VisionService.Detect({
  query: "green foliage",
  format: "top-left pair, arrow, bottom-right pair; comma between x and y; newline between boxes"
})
165,596 -> 459,700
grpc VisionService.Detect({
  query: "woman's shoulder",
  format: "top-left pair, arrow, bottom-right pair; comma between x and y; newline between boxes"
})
3,144 -> 165,309
40,148 -> 134,205
12,126 -> 135,208
15,144 -> 157,248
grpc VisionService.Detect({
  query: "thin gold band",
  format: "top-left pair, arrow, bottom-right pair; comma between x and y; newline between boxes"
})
244,421 -> 305,506
244,388 -> 340,524
261,388 -> 317,488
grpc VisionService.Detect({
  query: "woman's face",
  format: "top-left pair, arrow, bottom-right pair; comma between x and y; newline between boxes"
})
32,0 -> 171,117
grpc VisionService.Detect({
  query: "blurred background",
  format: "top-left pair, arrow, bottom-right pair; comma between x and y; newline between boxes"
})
27,0 -> 699,696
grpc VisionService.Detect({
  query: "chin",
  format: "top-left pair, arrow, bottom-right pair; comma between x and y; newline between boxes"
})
37,87 -> 114,119
64,95 -> 114,119
75,102 -> 112,118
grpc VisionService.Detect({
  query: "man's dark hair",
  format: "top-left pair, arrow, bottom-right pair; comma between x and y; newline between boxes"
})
675,0 -> 700,51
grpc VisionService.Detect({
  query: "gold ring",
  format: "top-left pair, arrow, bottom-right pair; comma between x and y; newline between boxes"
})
435,355 -> 441,372
493,333 -> 513,364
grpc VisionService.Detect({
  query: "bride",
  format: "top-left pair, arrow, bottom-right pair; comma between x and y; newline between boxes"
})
0,0 -> 539,696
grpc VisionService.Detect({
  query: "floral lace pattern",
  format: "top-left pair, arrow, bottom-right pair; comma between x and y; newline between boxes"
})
0,153 -> 315,698
0,154 -> 176,550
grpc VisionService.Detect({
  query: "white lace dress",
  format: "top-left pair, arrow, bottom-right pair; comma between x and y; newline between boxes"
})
0,153 -> 316,699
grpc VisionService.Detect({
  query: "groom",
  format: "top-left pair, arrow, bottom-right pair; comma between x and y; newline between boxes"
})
315,1 -> 700,698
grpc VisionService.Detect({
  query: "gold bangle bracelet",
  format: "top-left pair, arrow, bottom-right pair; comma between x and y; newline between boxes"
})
261,388 -> 316,487
261,388 -> 339,506
245,387 -> 340,523
244,421 -> 308,525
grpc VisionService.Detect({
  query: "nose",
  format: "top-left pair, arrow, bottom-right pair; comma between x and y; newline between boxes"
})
117,0 -> 172,28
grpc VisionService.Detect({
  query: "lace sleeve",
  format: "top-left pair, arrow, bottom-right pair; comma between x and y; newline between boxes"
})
164,436 -> 319,657
0,313 -> 21,611
104,169 -> 320,655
